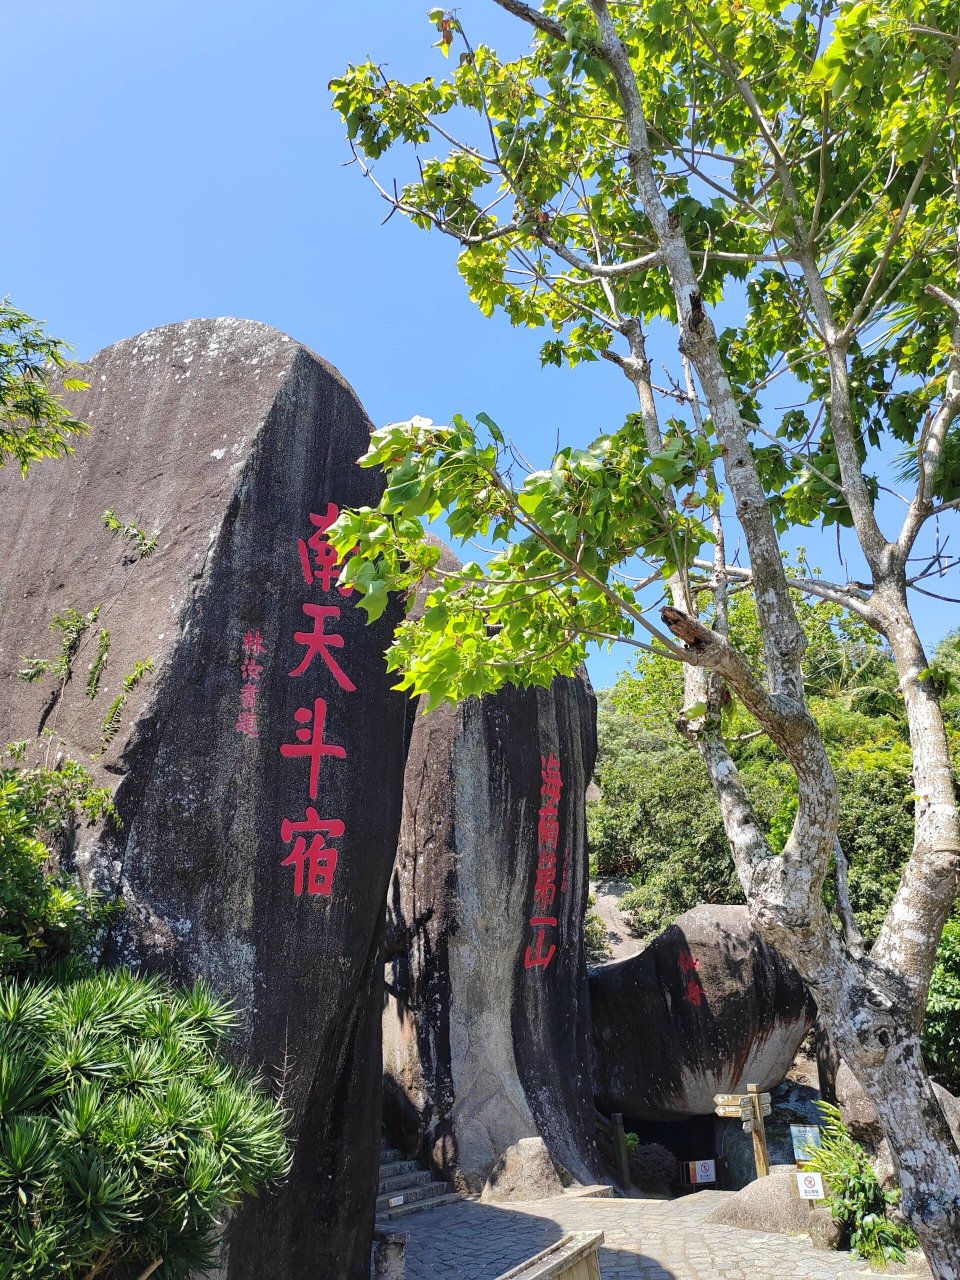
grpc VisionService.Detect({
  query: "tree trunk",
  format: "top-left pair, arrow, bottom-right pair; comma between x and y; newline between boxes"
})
872,592 -> 960,1011
820,1005 -> 960,1275
746,891 -> 960,1276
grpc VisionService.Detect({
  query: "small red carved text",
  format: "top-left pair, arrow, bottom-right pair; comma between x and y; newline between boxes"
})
236,629 -> 268,737
679,950 -> 705,1006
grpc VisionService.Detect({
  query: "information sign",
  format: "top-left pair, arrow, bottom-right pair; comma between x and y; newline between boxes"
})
796,1172 -> 826,1201
790,1125 -> 822,1162
691,1159 -> 716,1184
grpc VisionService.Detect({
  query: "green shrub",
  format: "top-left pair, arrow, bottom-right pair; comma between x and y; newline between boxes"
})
626,1141 -> 678,1190
0,756 -> 290,1276
0,764 -> 115,976
924,915 -> 960,1092
0,970 -> 290,1279
584,896 -> 611,965
803,1102 -> 916,1265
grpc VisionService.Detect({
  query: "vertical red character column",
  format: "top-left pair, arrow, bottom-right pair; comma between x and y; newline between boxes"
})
679,950 -> 705,1006
278,504 -> 357,898
525,752 -> 564,971
236,629 -> 268,737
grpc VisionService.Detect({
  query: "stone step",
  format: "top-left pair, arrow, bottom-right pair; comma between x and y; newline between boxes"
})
379,1147 -> 404,1165
375,1180 -> 452,1215
378,1159 -> 420,1182
378,1168 -> 433,1195
376,1191 -> 465,1222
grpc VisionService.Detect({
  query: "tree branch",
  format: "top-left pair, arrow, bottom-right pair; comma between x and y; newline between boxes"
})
832,839 -> 865,955
491,0 -> 568,43
586,0 -> 809,703
896,311 -> 960,563
690,558 -> 881,624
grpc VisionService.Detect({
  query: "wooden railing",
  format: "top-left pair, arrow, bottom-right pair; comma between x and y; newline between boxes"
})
594,1108 -> 630,1190
496,1231 -> 605,1280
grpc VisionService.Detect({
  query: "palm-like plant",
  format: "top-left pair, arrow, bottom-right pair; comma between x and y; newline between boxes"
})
0,972 -> 290,1279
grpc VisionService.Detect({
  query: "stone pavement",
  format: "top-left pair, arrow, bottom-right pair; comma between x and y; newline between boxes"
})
396,1190 -> 929,1280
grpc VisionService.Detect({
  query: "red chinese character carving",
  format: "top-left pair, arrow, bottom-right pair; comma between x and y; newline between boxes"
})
541,753 -> 562,803
297,504 -> 353,594
240,684 -> 258,712
289,603 -> 356,691
678,950 -> 701,974
236,709 -> 258,737
279,697 -> 347,799
533,866 -> 556,914
524,925 -> 557,971
241,657 -> 264,682
280,809 -> 345,896
243,629 -> 267,656
537,809 -> 560,851
537,848 -> 558,872
684,977 -> 705,1007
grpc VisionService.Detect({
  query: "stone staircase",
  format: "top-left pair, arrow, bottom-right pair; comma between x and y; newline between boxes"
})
376,1142 -> 462,1222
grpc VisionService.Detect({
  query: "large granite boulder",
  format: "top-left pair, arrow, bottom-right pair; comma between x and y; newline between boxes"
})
590,905 -> 814,1120
0,319 -> 407,1279
704,1164 -> 813,1234
382,667 -> 601,1195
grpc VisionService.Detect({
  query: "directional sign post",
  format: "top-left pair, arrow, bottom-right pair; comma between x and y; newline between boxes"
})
747,1084 -> 770,1178
714,1085 -> 772,1179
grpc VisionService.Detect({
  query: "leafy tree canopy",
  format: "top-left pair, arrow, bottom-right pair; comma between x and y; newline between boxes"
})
0,302 -> 89,476
590,616 -> 960,1086
330,1 -> 960,706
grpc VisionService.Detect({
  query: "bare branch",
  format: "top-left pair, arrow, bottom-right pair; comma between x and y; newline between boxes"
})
491,0 -> 568,43
896,313 -> 960,562
833,839 -> 866,955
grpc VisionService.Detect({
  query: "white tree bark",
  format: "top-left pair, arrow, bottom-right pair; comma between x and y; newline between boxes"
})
577,1 -> 960,1271
441,2 -> 960,1269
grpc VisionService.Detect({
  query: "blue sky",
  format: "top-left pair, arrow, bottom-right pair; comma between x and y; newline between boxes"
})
4,2 -> 955,688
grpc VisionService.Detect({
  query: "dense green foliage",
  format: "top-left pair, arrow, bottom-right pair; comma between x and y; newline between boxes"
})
583,895 -> 612,964
0,303 -> 88,475
589,612 -> 960,1085
805,1103 -> 917,1264
0,757 -> 290,1277
590,597 -> 917,934
329,3 -> 960,705
0,760 -> 116,977
0,971 -> 290,1279
925,917 -> 960,1091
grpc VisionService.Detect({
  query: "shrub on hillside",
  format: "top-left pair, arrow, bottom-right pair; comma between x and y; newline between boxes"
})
0,762 -> 115,976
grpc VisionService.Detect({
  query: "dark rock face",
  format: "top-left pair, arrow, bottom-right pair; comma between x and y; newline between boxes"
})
382,673 -> 600,1195
590,905 -> 814,1120
0,319 -> 407,1279
716,1075 -> 822,1190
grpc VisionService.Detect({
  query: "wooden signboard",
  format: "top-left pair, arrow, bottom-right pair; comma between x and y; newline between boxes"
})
714,1084 -> 772,1178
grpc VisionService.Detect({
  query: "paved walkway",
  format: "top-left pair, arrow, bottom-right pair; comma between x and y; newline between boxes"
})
395,1190 -> 929,1280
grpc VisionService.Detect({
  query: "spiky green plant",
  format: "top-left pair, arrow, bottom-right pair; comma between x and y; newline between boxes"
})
803,1102 -> 916,1265
0,971 -> 290,1278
